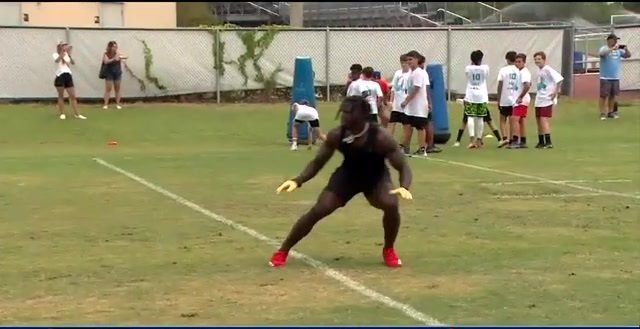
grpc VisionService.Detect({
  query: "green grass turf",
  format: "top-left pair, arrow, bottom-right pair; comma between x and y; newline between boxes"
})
0,99 -> 638,325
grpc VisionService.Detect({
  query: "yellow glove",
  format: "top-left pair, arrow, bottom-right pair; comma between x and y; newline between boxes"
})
276,180 -> 299,194
389,187 -> 413,200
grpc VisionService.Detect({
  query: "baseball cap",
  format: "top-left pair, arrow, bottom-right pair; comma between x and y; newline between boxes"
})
373,71 -> 382,79
607,33 -> 620,40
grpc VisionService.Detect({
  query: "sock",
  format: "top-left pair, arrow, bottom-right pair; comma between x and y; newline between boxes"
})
520,136 -> 527,145
456,129 -> 464,142
467,120 -> 475,139
538,134 -> 544,145
512,135 -> 518,143
544,133 -> 552,145
492,129 -> 501,140
474,117 -> 484,141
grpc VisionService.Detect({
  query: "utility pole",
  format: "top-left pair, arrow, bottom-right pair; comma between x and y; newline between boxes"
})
290,2 -> 304,27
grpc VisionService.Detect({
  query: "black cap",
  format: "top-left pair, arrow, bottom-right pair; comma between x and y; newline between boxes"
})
607,33 -> 620,40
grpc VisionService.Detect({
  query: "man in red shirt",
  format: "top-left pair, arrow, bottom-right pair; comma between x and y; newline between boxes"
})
373,71 -> 391,127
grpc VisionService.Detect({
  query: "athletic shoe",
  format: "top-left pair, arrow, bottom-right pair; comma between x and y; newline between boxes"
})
535,143 -> 545,149
269,250 -> 288,267
544,143 -> 554,149
498,139 -> 510,148
426,146 -> 442,153
413,147 -> 427,157
75,114 -> 87,120
383,248 -> 402,267
453,142 -> 460,147
59,114 -> 66,120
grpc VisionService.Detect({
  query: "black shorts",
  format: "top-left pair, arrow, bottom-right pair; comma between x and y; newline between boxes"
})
499,106 -> 513,116
54,73 -> 74,89
600,79 -> 620,98
389,111 -> 405,123
403,115 -> 429,130
295,119 -> 320,128
368,113 -> 379,123
427,111 -> 433,121
463,111 -> 492,123
325,167 -> 391,205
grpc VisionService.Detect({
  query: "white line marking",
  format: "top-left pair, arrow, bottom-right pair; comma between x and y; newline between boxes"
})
93,158 -> 442,326
493,193 -> 604,199
423,157 -> 640,200
481,179 -> 632,186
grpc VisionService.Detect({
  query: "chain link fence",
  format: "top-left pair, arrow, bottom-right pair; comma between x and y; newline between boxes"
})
0,24 -> 637,101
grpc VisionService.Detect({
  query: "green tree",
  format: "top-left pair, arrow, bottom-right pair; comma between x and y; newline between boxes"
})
177,2 -> 218,27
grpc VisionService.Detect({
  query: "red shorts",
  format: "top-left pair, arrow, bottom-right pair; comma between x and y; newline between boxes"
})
512,104 -> 528,118
535,106 -> 553,118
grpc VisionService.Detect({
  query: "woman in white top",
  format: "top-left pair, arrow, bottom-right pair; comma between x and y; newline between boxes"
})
53,42 -> 86,120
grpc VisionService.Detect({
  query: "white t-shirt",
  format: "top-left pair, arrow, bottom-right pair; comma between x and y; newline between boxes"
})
517,67 -> 532,106
292,103 -> 319,121
52,52 -> 72,76
497,65 -> 520,106
405,67 -> 429,118
346,79 -> 383,114
535,65 -> 564,107
464,64 -> 489,104
390,69 -> 410,113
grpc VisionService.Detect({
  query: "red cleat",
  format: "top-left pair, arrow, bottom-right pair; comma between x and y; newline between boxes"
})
269,250 -> 288,267
383,248 -> 402,268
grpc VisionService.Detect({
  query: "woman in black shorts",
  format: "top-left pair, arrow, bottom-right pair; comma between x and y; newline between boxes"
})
53,42 -> 86,120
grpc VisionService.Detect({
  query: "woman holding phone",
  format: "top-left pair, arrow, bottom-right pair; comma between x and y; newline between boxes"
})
53,42 -> 86,120
101,41 -> 128,110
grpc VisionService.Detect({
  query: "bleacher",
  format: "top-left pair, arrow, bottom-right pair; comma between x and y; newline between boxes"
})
210,2 -> 442,27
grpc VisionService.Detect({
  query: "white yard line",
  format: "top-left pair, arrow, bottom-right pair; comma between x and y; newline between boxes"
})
420,157 -> 640,200
93,158 -> 442,326
493,193 -> 604,199
481,179 -> 632,186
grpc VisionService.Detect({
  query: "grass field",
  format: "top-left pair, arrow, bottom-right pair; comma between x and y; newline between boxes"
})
0,99 -> 639,325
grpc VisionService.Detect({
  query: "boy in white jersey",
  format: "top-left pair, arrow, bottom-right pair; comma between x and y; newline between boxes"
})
463,50 -> 490,149
290,100 -> 327,151
400,51 -> 430,156
346,66 -> 383,123
496,51 -> 519,148
508,53 -> 532,149
533,51 -> 563,149
389,54 -> 410,137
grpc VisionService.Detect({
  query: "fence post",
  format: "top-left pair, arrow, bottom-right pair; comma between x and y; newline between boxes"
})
561,24 -> 575,97
65,27 -> 70,44
446,26 -> 452,101
215,28 -> 221,104
325,26 -> 330,102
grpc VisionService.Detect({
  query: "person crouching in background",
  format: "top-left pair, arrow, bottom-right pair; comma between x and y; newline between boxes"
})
101,41 -> 128,110
53,42 -> 86,120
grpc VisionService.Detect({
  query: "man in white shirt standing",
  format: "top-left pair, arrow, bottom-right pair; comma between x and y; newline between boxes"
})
463,50 -> 490,149
496,51 -> 519,148
389,55 -> 410,137
400,50 -> 430,157
533,51 -> 563,149
508,53 -> 532,149
346,66 -> 383,123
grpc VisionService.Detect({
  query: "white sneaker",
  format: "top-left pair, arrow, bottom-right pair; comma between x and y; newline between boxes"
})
102,105 -> 108,110
116,105 -> 122,110
75,114 -> 87,120
290,144 -> 297,151
59,114 -> 66,120
453,142 -> 460,147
